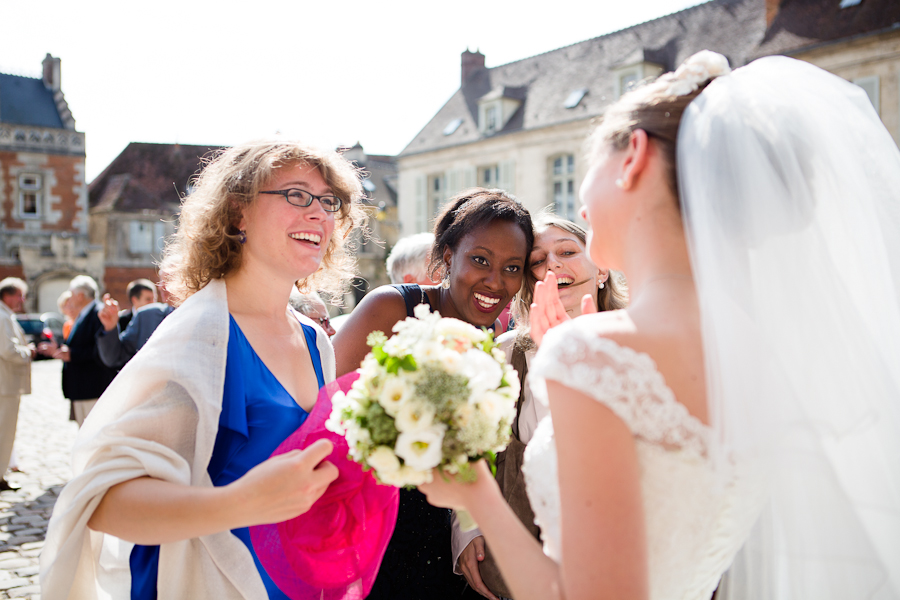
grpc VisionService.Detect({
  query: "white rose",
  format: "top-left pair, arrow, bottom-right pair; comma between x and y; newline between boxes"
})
395,400 -> 436,432
477,390 -> 509,425
459,349 -> 503,401
398,465 -> 434,486
345,424 -> 371,449
378,376 -> 412,416
395,424 -> 446,471
454,402 -> 475,427
435,317 -> 486,347
367,446 -> 401,474
440,349 -> 463,374
414,340 -> 445,363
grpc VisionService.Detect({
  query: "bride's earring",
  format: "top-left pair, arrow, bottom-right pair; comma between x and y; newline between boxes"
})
599,275 -> 606,290
441,270 -> 451,289
615,178 -> 625,189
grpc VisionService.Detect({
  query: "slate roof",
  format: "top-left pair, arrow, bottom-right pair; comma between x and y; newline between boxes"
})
362,154 -> 399,208
0,73 -> 65,129
89,142 -> 222,212
755,0 -> 900,57
401,0 -> 766,157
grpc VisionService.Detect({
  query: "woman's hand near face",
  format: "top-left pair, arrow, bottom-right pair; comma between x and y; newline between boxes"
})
531,272 -> 597,346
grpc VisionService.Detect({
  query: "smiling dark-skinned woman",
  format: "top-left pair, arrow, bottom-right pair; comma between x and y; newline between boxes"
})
333,188 -> 534,600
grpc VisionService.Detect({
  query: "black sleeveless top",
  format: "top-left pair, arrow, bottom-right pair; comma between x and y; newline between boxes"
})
366,285 -> 481,600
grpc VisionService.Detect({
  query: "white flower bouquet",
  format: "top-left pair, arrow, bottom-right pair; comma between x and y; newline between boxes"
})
326,305 -> 519,507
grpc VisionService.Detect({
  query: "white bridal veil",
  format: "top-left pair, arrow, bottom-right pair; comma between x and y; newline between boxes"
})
679,56 -> 900,599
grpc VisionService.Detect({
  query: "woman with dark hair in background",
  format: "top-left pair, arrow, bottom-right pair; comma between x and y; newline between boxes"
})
333,188 -> 534,599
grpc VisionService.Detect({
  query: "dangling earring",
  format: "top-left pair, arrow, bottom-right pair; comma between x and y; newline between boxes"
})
441,270 -> 451,289
615,178 -> 625,189
238,230 -> 247,245
599,277 -> 605,290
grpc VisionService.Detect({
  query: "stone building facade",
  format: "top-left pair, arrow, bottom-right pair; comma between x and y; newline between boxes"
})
398,0 -> 900,236
0,54 -> 102,313
397,0 -> 768,235
341,143 -> 399,305
756,0 -> 900,145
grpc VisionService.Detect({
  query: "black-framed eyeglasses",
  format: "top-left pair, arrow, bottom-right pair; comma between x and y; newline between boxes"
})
259,188 -> 343,213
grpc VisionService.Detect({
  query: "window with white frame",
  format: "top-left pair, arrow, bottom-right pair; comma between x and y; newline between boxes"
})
853,76 -> 880,114
486,106 -> 498,131
551,155 -> 577,220
153,221 -> 168,254
18,173 -> 43,219
129,221 -> 154,254
479,164 -> 499,187
617,69 -> 641,98
428,173 -> 445,221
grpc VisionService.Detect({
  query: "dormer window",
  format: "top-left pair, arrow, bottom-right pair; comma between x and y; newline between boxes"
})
486,106 -> 498,132
479,101 -> 503,134
612,53 -> 664,99
478,86 -> 525,135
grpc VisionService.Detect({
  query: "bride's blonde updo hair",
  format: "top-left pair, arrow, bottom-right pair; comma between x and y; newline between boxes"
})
591,51 -> 729,198
161,139 -> 367,305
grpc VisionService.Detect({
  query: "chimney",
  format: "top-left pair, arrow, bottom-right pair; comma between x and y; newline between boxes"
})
461,49 -> 485,87
765,0 -> 781,27
42,53 -> 61,92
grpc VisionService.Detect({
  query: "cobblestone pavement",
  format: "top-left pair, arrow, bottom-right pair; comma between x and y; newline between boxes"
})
0,360 -> 79,599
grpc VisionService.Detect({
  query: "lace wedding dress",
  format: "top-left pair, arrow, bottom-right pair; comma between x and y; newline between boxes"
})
523,317 -> 764,600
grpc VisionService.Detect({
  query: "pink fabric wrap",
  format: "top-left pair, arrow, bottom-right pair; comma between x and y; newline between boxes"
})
249,373 -> 399,599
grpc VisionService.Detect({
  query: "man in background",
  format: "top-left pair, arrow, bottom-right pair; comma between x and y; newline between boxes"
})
97,280 -> 173,368
385,233 -> 438,285
42,276 -> 117,426
0,278 -> 34,491
290,290 -> 336,337
117,279 -> 158,331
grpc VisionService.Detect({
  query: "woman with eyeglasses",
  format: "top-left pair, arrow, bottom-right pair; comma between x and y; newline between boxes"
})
41,140 -> 386,599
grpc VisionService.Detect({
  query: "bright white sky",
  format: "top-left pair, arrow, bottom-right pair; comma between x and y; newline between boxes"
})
1,0 -> 706,182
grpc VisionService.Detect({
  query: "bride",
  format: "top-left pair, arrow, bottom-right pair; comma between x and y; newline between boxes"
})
420,51 -> 900,600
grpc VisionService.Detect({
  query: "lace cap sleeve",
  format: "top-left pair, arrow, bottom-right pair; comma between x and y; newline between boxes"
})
530,317 -> 708,455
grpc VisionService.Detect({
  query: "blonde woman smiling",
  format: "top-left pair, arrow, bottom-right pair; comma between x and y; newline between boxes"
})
42,140 -> 368,599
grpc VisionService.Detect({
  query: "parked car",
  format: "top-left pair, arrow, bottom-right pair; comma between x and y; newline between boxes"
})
14,312 -> 65,360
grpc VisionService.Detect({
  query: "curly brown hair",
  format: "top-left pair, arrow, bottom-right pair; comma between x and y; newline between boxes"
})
160,139 -> 367,305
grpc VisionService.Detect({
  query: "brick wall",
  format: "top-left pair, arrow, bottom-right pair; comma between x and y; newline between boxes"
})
103,266 -> 161,309
0,264 -> 25,281
0,151 -> 85,231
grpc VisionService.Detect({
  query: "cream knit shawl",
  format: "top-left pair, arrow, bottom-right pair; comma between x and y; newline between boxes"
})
40,279 -> 336,599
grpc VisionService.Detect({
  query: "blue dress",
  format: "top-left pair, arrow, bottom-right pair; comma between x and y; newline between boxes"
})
129,315 -> 324,599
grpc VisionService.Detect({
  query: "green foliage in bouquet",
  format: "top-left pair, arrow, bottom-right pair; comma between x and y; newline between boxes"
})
327,306 -> 520,488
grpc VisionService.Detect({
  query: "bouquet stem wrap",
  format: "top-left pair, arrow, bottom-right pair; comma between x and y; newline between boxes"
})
250,373 -> 399,600
457,509 -> 478,532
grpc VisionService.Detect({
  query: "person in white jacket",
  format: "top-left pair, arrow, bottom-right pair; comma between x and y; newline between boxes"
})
0,277 -> 34,492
